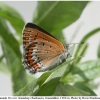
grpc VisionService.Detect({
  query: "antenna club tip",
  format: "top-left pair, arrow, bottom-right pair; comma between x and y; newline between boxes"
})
81,42 -> 84,44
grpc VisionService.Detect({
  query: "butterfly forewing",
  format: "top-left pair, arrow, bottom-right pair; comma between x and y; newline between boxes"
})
22,23 -> 66,74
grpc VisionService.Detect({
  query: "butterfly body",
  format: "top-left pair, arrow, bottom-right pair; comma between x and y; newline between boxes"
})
22,23 -> 69,74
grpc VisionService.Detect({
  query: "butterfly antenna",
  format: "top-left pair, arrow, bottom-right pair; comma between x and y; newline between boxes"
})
64,42 -> 84,50
67,42 -> 84,45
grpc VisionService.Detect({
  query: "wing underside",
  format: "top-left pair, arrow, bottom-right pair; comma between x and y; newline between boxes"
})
22,23 -> 65,73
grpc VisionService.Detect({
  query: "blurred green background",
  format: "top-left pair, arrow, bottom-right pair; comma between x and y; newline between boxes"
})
0,1 -> 100,96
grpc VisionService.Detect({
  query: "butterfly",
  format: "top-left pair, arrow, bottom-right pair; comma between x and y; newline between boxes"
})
22,23 -> 83,74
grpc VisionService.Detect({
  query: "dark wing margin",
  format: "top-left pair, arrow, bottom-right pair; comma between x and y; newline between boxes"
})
25,23 -> 57,40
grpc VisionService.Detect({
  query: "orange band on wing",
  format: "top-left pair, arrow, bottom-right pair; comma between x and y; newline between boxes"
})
34,64 -> 39,70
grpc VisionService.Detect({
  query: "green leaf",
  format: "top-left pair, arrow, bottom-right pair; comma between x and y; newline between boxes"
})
0,61 -> 10,74
54,82 -> 91,96
61,59 -> 100,83
33,1 -> 88,42
0,5 -> 27,94
35,77 -> 90,96
14,79 -> 38,96
37,71 -> 52,87
1,41 -> 27,93
26,74 -> 36,83
60,45 -> 83,82
54,31 -> 67,44
15,77 -> 91,96
35,77 -> 60,96
75,28 -> 100,57
74,82 -> 97,96
97,43 -> 100,58
0,2 -> 25,36
85,81 -> 99,90
74,43 -> 88,64
0,55 -> 4,61
0,18 -> 21,58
